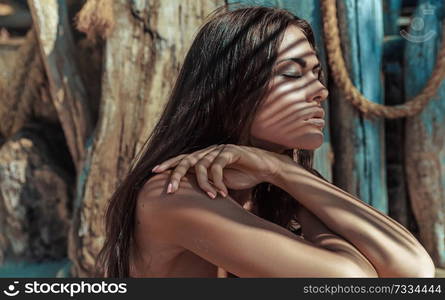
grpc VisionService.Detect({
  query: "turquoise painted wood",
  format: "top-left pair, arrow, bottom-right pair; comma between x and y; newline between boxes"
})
0,259 -> 71,278
403,0 -> 445,267
383,33 -> 412,228
383,0 -> 403,35
382,1 -> 412,229
227,0 -> 333,182
334,0 -> 388,212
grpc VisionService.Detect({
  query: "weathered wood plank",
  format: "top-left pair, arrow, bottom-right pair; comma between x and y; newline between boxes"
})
0,29 -> 59,142
330,0 -> 388,212
28,0 -> 93,173
383,0 -> 402,35
383,35 -> 415,230
0,126 -> 71,264
404,0 -> 445,267
382,0 -> 417,232
0,1 -> 32,30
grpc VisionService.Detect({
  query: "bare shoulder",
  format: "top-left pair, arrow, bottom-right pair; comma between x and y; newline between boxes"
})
136,169 -> 243,221
137,170 -> 235,205
133,170 -> 207,251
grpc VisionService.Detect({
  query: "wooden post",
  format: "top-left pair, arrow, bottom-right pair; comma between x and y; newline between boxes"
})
383,0 -> 403,35
404,0 -> 445,268
28,0 -> 93,174
382,1 -> 415,231
329,0 -> 388,212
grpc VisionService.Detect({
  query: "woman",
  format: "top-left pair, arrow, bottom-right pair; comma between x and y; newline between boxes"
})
96,5 -> 435,278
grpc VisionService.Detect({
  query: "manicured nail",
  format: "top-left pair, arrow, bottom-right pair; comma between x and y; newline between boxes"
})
152,165 -> 160,172
207,191 -> 216,199
172,181 -> 178,192
219,190 -> 227,198
167,182 -> 173,193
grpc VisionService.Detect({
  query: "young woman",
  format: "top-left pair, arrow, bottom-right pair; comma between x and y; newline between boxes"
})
96,5 -> 435,278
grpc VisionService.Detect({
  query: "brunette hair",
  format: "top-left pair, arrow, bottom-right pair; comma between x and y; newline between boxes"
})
96,4 -> 328,277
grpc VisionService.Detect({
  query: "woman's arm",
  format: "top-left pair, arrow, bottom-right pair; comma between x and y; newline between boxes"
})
153,144 -> 435,277
295,205 -> 378,277
270,159 -> 435,277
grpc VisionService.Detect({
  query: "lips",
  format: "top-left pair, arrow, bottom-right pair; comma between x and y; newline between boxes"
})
303,108 -> 325,128
305,118 -> 325,128
303,108 -> 325,121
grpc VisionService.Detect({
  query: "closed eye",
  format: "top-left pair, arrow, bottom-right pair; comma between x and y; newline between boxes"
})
282,65 -> 321,80
282,74 -> 303,79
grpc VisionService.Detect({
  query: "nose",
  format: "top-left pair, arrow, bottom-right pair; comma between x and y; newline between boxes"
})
308,81 -> 329,105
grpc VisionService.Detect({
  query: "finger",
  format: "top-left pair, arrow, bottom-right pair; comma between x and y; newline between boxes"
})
210,163 -> 228,198
210,149 -> 236,196
194,149 -> 222,199
169,145 -> 224,193
153,144 -> 218,172
208,145 -> 229,197
168,157 -> 197,193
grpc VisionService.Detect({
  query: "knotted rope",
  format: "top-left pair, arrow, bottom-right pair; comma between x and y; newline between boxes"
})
321,0 -> 445,119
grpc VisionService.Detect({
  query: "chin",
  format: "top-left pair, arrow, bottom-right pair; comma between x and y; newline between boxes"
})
301,143 -> 323,150
289,133 -> 324,150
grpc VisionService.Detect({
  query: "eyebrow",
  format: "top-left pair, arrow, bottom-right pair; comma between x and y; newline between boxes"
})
276,57 -> 320,69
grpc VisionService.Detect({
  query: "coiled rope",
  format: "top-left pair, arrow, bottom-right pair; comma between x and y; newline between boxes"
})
321,0 -> 445,119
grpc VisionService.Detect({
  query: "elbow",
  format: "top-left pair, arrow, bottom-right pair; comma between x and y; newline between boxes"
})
385,250 -> 436,278
401,260 -> 435,278
406,247 -> 436,278
411,253 -> 436,278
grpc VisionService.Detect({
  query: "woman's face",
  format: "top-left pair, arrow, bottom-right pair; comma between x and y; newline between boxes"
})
250,25 -> 329,153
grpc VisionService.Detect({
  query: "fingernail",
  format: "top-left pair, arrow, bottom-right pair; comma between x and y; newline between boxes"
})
152,165 -> 160,172
172,181 -> 178,192
219,190 -> 227,198
167,182 -> 173,193
207,191 -> 216,199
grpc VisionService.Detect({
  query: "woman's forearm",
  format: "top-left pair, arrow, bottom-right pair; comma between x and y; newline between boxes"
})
271,159 -> 435,277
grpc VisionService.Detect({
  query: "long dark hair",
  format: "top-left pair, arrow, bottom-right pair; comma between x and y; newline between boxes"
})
96,4 -> 328,278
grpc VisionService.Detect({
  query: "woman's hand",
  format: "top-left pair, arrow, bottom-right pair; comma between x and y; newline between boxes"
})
151,144 -> 290,199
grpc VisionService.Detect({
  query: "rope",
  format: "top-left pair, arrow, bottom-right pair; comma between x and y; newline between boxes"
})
321,0 -> 445,119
